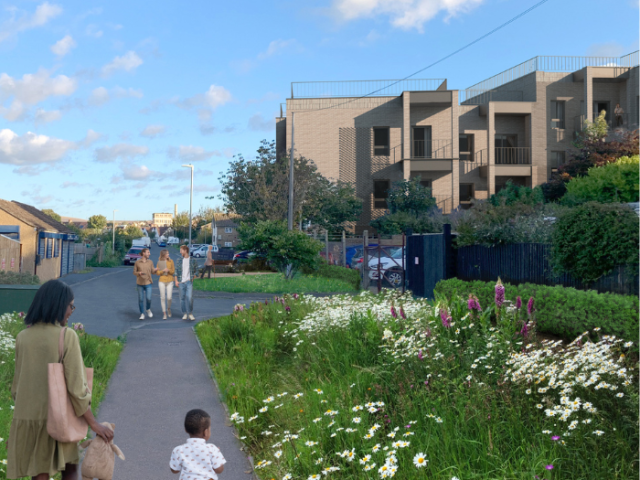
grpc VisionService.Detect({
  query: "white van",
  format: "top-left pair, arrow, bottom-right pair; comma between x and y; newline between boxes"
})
132,237 -> 150,248
166,237 -> 180,246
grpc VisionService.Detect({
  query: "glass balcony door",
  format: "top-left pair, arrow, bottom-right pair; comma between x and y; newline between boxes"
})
412,126 -> 432,158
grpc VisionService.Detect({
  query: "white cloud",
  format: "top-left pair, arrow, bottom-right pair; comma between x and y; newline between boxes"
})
140,124 -> 166,138
102,51 -> 143,76
62,181 -> 80,188
113,86 -> 143,99
34,108 -> 62,124
0,2 -> 63,43
204,85 -> 232,109
79,129 -> 106,148
233,39 -> 301,73
85,24 -> 103,38
178,184 -> 220,195
0,68 -> 77,105
121,163 -> 158,180
88,86 -> 143,106
0,129 -> 75,165
248,113 -> 274,132
51,35 -> 76,57
168,145 -> 221,162
94,143 -> 149,163
88,86 -> 110,106
257,39 -> 298,60
332,0 -> 483,31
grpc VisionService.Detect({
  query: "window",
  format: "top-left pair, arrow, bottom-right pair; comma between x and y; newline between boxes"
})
459,134 -> 474,161
46,238 -> 52,258
373,180 -> 390,209
373,127 -> 390,156
459,184 -> 475,203
412,126 -> 432,158
54,239 -> 60,258
224,227 -> 233,234
224,242 -> 233,247
495,134 -> 518,164
550,100 -> 565,129
550,151 -> 566,172
419,179 -> 432,190
217,234 -> 222,240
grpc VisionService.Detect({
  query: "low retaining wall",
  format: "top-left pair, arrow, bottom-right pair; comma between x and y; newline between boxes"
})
0,284 -> 39,315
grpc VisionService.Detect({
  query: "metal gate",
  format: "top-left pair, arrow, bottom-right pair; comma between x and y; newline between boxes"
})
362,243 -> 406,292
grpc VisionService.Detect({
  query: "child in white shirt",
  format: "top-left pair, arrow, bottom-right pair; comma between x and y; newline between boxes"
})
170,409 -> 226,480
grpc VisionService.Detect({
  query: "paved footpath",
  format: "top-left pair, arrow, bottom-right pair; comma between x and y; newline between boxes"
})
60,252 -> 274,479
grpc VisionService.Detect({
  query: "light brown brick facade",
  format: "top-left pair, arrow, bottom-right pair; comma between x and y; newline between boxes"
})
276,54 -> 639,232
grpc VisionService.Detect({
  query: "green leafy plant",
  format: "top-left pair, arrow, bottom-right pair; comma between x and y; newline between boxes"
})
301,262 -> 361,290
435,278 -> 639,342
550,202 -> 639,282
0,270 -> 40,285
488,181 -> 545,207
238,220 -> 323,279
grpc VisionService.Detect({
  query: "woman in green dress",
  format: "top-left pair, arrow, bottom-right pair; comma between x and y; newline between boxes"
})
7,280 -> 114,480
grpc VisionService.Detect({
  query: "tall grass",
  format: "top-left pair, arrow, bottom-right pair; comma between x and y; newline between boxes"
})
194,273 -> 357,294
0,314 -> 123,480
196,291 -> 639,480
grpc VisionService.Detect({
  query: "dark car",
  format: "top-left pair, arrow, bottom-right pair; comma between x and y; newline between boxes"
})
124,247 -> 144,265
232,250 -> 256,264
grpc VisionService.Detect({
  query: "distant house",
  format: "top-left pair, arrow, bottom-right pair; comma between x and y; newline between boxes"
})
0,200 -> 78,281
213,215 -> 241,249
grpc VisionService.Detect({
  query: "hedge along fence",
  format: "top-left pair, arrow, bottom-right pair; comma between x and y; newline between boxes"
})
435,278 -> 639,344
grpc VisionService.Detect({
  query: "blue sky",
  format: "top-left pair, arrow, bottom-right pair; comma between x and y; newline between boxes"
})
0,0 -> 638,220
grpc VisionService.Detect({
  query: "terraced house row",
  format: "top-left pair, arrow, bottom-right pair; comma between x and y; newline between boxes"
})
275,51 -> 639,233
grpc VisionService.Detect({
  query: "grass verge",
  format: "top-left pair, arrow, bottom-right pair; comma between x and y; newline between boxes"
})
0,313 -> 123,480
194,273 -> 357,294
195,289 -> 639,480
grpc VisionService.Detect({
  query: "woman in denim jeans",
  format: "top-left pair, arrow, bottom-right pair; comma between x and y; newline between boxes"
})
174,245 -> 199,321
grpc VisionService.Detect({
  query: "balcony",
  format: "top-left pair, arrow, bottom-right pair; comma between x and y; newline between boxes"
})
495,147 -> 531,165
573,113 -> 635,137
412,139 -> 452,159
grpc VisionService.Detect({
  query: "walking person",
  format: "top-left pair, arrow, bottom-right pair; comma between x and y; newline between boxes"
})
7,279 -> 114,480
174,244 -> 199,321
155,249 -> 175,319
200,245 -> 214,279
133,247 -> 155,320
614,103 -> 624,127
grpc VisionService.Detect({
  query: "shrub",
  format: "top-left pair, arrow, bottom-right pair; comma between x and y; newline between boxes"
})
562,155 -> 639,205
488,181 -> 545,207
550,202 -> 639,282
370,210 -> 444,235
434,278 -> 639,343
0,270 -> 40,285
301,262 -> 361,290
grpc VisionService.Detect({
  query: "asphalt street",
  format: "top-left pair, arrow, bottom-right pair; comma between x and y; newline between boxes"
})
60,242 -> 270,479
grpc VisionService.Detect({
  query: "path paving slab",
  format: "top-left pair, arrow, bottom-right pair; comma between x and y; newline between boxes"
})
95,326 -> 254,480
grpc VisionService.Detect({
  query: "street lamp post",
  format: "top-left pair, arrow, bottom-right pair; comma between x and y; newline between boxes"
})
112,210 -> 118,254
182,164 -> 194,247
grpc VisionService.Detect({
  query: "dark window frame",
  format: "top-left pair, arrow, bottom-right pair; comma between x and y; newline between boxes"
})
373,179 -> 391,209
459,183 -> 475,203
373,127 -> 390,156
550,100 -> 566,129
459,134 -> 474,161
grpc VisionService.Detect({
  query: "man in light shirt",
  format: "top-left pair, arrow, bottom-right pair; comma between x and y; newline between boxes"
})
174,244 -> 198,321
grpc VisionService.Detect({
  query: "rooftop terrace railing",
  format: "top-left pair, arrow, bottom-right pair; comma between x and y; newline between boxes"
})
464,51 -> 639,98
460,89 -> 524,104
290,79 -> 446,98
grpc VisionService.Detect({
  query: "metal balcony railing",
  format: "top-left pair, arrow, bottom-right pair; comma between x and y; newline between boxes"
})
495,147 -> 531,165
433,196 -> 453,214
412,139 -> 453,159
463,51 -> 639,99
573,113 -> 635,136
460,89 -> 524,105
290,79 -> 446,98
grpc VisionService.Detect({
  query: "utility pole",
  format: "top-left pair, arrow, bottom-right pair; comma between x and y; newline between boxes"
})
182,164 -> 194,247
287,112 -> 295,230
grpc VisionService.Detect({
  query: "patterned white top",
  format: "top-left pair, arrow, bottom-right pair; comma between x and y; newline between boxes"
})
170,438 -> 226,480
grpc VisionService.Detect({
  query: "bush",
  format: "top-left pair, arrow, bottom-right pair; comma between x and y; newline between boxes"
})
370,210 -> 444,235
435,278 -> 639,343
562,155 -> 639,205
488,181 -> 545,207
301,262 -> 361,290
0,270 -> 40,285
550,202 -> 639,282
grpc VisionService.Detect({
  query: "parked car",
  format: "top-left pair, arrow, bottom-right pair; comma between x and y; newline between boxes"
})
191,245 -> 219,258
188,244 -> 204,255
132,237 -> 150,248
157,240 -> 166,247
350,244 -> 382,271
123,247 -> 144,265
166,237 -> 180,245
232,250 -> 260,265
368,247 -> 405,288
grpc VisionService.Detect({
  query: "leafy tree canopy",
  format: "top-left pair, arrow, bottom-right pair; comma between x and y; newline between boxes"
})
124,225 -> 144,239
489,181 -> 545,207
88,214 -> 107,230
42,209 -> 61,222
387,177 -> 437,215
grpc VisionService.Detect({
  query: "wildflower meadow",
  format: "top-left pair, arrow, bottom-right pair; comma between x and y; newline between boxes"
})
196,285 -> 639,480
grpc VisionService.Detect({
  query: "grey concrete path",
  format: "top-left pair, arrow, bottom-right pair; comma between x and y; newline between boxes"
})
96,327 -> 254,480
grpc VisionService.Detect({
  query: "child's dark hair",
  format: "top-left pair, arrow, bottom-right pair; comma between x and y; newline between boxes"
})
184,409 -> 211,436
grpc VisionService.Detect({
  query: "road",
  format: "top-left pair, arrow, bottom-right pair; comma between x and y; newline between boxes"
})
62,242 -> 272,339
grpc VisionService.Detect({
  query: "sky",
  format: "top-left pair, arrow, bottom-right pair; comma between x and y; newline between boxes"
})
0,0 -> 638,220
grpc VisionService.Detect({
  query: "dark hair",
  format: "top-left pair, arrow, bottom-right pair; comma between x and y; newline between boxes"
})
184,409 -> 211,436
25,279 -> 74,326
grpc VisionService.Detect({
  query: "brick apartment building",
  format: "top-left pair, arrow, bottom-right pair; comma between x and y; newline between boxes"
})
276,52 -> 639,232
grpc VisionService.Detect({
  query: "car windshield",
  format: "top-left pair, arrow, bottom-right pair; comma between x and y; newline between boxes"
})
128,248 -> 142,254
391,248 -> 404,259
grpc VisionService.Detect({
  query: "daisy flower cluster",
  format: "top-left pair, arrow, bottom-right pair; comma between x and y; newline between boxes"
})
0,313 -> 20,357
506,330 -> 635,437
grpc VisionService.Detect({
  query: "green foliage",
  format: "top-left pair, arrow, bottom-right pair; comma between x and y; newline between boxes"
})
435,278 -> 639,343
0,270 -> 39,285
550,202 -> 639,282
193,273 -> 356,293
41,209 -> 61,222
171,211 -> 190,240
238,220 -> 323,279
88,214 -> 108,230
455,202 -> 564,247
574,110 -> 609,146
124,225 -> 144,239
370,210 -> 443,235
301,262 -> 361,290
387,177 -> 436,215
303,179 -> 363,233
488,181 -> 545,207
562,155 -> 639,205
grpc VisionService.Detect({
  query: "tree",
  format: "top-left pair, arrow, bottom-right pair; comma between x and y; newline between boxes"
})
370,177 -> 441,234
238,220 -> 323,279
88,215 -> 108,231
303,178 -> 362,232
42,209 -> 61,222
219,140 -> 361,228
124,225 -> 144,239
148,230 -> 157,240
171,211 -> 190,240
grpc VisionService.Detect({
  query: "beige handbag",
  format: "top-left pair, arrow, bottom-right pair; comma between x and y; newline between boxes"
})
47,327 -> 94,443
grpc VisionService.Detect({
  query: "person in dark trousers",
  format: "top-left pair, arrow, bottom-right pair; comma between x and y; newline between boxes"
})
200,245 -> 214,279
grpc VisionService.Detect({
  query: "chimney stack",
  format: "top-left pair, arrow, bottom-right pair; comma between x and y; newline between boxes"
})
174,204 -> 178,217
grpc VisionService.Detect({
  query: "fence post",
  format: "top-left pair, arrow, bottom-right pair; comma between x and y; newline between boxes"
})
341,230 -> 346,267
443,224 -> 452,279
377,236 -> 382,294
325,230 -> 329,265
362,230 -> 369,290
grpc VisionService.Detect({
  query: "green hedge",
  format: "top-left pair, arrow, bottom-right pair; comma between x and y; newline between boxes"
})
434,278 -> 639,343
302,263 -> 361,290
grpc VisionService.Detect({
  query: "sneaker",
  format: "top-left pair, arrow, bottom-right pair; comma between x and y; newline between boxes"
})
168,309 -> 172,318
147,310 -> 153,318
182,314 -> 188,320
139,314 -> 145,320
189,314 -> 196,321
163,313 -> 167,320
